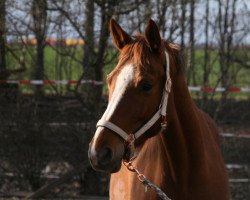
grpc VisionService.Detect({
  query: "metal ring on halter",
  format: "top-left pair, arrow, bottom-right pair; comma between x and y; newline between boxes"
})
126,134 -> 136,144
124,134 -> 136,162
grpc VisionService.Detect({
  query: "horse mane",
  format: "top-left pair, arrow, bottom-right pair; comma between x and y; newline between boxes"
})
164,41 -> 186,75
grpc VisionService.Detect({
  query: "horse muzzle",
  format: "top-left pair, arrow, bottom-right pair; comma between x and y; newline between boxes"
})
88,128 -> 125,173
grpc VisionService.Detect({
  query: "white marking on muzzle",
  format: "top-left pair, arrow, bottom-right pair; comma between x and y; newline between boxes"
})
91,64 -> 134,154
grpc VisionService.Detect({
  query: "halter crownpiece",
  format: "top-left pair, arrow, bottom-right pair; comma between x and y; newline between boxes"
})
96,51 -> 172,155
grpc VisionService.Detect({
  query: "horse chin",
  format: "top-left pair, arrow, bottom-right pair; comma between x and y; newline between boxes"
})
101,158 -> 122,173
90,159 -> 122,173
110,161 -> 122,173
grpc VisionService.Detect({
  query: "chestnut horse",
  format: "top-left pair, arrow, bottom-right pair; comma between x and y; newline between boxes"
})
88,19 -> 230,200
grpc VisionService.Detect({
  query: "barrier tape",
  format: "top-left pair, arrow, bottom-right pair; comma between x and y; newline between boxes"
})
0,79 -> 103,85
0,80 -> 249,92
188,86 -> 250,93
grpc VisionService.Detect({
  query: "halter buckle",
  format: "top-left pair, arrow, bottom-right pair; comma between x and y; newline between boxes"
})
161,115 -> 167,130
165,78 -> 172,93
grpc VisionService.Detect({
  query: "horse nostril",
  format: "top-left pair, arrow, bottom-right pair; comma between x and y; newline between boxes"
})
98,147 -> 113,166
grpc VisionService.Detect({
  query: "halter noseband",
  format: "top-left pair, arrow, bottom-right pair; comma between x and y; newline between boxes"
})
97,51 -> 172,158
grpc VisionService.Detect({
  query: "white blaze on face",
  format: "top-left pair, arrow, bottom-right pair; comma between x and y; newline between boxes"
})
91,64 -> 134,153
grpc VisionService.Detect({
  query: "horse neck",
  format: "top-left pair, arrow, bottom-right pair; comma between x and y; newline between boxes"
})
161,71 -> 209,185
134,72 -> 207,191
169,71 -> 206,154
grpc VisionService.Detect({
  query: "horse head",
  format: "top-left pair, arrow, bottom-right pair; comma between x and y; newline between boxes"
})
88,19 -> 173,173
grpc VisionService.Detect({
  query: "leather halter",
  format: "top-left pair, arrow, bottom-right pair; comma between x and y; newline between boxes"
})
97,51 -> 172,152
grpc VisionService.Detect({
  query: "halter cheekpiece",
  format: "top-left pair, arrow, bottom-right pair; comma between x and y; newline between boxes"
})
97,51 -> 172,160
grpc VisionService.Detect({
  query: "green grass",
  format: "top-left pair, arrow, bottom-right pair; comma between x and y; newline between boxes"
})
7,46 -> 83,94
187,48 -> 250,87
5,45 -> 250,97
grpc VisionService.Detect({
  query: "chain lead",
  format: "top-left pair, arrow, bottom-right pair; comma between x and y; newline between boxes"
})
123,161 -> 171,200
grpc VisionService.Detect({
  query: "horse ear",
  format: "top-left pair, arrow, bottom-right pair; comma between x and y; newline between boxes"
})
110,18 -> 132,50
145,19 -> 162,52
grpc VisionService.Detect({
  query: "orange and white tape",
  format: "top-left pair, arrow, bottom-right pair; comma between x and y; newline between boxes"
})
188,86 -> 250,93
0,80 -> 249,92
0,79 -> 103,85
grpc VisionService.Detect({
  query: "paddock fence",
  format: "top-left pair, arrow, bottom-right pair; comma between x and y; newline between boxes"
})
0,87 -> 249,199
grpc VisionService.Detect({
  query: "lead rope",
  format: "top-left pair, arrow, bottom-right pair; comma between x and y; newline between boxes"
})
123,161 -> 171,200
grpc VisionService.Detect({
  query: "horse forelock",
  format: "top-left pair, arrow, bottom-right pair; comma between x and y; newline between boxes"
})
110,35 -> 163,77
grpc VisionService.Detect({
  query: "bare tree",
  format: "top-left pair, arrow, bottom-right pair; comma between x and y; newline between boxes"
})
187,0 -> 196,85
180,0 -> 187,48
217,0 -> 238,100
201,0 -> 211,104
0,0 -> 6,73
78,0 -> 96,111
203,0 -> 210,88
31,0 -> 48,96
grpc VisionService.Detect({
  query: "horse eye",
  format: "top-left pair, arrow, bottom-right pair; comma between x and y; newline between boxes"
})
142,81 -> 153,91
